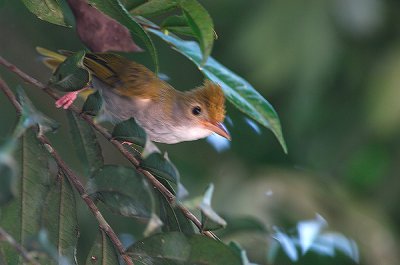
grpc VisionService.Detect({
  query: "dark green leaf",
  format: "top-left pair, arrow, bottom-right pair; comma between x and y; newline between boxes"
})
16,87 -> 59,135
85,230 -> 119,265
161,15 -> 195,37
0,140 -> 18,205
41,170 -> 79,263
112,118 -> 147,147
199,184 -> 226,231
179,0 -> 214,63
88,165 -> 154,219
229,242 -> 258,265
122,0 -> 146,10
149,29 -> 287,153
21,0 -> 69,26
81,90 -> 103,116
67,112 -> 104,176
141,152 -> 179,184
217,215 -> 267,238
130,0 -> 177,17
0,130 -> 51,264
127,232 -> 242,264
89,0 -> 159,72
49,51 -> 91,92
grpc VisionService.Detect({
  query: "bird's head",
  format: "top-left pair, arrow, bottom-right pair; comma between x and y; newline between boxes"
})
177,80 -> 230,141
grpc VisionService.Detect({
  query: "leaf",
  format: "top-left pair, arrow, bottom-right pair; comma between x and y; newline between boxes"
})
229,242 -> 259,265
130,0 -> 177,17
41,170 -> 79,263
217,215 -> 267,239
161,15 -> 195,37
81,90 -> 103,116
67,112 -> 104,176
199,184 -> 226,231
16,87 -> 59,135
88,165 -> 154,219
0,140 -> 18,205
85,230 -> 119,265
140,152 -> 179,184
21,0 -> 68,26
111,118 -> 147,147
127,232 -> 242,264
179,0 -> 214,64
0,129 -> 51,264
49,50 -> 91,92
149,29 -> 287,153
89,0 -> 159,72
297,214 -> 327,254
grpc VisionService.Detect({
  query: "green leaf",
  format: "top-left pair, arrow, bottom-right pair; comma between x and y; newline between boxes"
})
141,152 -> 179,184
130,0 -> 177,17
127,232 -> 242,264
88,165 -> 154,219
217,215 -> 267,239
67,112 -> 104,176
122,0 -> 146,10
111,118 -> 147,147
199,184 -> 226,231
49,51 -> 91,92
89,0 -> 159,72
16,87 -> 59,135
149,29 -> 287,153
0,129 -> 51,264
229,242 -> 258,265
179,0 -> 214,64
81,90 -> 103,116
85,230 -> 119,265
0,140 -> 18,205
21,0 -> 69,27
161,15 -> 195,37
41,170 -> 79,263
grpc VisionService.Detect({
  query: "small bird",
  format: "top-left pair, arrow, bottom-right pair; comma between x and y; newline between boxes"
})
37,48 -> 230,144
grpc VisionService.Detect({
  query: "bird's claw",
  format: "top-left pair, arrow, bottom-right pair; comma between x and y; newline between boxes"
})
55,91 -> 79,109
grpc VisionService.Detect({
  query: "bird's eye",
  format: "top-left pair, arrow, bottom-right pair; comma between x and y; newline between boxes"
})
192,106 -> 202,116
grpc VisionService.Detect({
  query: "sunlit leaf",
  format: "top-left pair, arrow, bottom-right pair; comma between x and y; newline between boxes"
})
89,0 -> 159,72
130,0 -> 177,17
149,29 -> 287,153
111,118 -> 147,147
297,214 -> 327,254
67,112 -> 104,176
272,228 -> 298,262
41,170 -> 79,263
88,165 -> 154,219
127,232 -> 242,264
21,0 -> 68,26
200,184 -> 226,231
85,230 -> 120,265
81,90 -> 103,116
49,51 -> 91,92
314,232 -> 359,263
179,0 -> 214,63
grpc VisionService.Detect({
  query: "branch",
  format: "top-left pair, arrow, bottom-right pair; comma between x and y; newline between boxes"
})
0,77 -> 134,265
0,227 -> 39,265
0,56 -> 217,239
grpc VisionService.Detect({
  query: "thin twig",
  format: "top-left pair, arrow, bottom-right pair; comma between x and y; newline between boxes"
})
0,77 -> 134,265
0,56 -> 216,239
0,227 -> 39,265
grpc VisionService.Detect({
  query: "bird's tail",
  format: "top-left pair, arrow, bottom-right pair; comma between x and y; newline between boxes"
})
36,47 -> 68,72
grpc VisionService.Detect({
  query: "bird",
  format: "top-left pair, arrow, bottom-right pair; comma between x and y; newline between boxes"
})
36,47 -> 230,144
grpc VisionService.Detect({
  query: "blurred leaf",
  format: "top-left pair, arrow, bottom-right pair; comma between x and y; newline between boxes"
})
111,118 -> 147,147
85,230 -> 119,265
200,184 -> 226,231
0,140 -> 18,205
217,215 -> 266,238
89,0 -> 159,72
161,15 -> 195,37
179,0 -> 214,64
123,0 -> 146,10
81,90 -> 103,116
0,130 -> 51,264
272,228 -> 298,262
297,214 -> 327,254
149,29 -> 287,153
21,0 -> 68,27
127,232 -> 242,264
88,165 -> 154,219
312,232 -> 359,263
16,87 -> 58,136
143,214 -> 163,237
41,170 -> 79,263
49,50 -> 91,92
130,0 -> 177,17
141,152 -> 179,184
229,242 -> 258,265
67,112 -> 104,176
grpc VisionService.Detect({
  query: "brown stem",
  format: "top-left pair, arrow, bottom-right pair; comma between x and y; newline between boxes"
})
0,227 -> 39,265
0,77 -> 134,265
0,56 -> 217,239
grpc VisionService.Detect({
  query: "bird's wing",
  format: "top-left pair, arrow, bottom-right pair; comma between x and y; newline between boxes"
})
83,53 -> 164,99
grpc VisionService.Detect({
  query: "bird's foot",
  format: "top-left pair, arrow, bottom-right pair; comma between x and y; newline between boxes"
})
55,87 -> 87,109
121,141 -> 133,145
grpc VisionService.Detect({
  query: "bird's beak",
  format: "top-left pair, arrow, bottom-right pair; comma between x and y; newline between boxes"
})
202,121 -> 231,140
